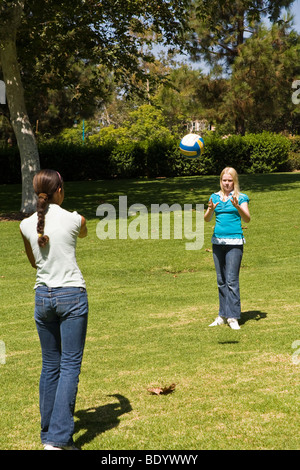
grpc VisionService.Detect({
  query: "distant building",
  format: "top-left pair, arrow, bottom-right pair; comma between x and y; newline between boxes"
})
186,119 -> 215,133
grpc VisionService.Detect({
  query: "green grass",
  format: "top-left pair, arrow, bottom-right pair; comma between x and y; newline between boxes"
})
0,173 -> 299,450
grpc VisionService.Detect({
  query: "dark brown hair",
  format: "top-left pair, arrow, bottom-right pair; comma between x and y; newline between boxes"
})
33,169 -> 63,247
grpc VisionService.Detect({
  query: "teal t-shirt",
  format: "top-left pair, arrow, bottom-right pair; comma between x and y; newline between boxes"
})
209,191 -> 249,241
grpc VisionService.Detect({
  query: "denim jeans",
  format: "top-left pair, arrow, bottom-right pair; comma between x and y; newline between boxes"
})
212,244 -> 243,320
34,286 -> 88,447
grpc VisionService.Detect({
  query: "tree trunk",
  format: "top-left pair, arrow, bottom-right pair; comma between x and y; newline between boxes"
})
0,2 -> 40,214
235,117 -> 245,136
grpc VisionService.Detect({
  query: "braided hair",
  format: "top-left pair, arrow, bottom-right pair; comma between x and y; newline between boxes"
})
32,170 -> 63,248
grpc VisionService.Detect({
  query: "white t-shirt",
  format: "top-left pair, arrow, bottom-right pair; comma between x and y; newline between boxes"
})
20,204 -> 86,289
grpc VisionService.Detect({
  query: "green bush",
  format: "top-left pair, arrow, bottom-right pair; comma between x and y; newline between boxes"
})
199,134 -> 249,175
0,131 -> 294,184
283,136 -> 300,171
110,142 -> 146,178
38,142 -> 113,180
199,132 -> 290,175
243,132 -> 290,173
0,145 -> 21,184
289,135 -> 300,153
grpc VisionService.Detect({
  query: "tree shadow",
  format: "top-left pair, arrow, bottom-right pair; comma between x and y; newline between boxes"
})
62,176 -> 217,220
4,173 -> 299,220
239,173 -> 300,194
74,394 -> 132,449
239,310 -> 267,325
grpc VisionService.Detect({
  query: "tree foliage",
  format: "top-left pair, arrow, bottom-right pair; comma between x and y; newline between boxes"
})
189,0 -> 296,68
222,23 -> 300,134
0,0 -> 191,211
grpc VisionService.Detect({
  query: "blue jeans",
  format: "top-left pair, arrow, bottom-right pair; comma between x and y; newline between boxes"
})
212,244 -> 243,320
34,287 -> 88,447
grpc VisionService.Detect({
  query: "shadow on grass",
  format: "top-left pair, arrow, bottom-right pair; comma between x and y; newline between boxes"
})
1,173 -> 299,220
240,310 -> 268,325
62,176 -> 216,220
66,173 -> 300,220
74,394 -> 132,449
218,311 -> 267,344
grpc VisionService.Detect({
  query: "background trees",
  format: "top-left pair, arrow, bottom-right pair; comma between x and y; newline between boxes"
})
0,0 -> 299,212
222,23 -> 300,135
188,0 -> 296,68
0,0 -> 190,212
188,0 -> 298,133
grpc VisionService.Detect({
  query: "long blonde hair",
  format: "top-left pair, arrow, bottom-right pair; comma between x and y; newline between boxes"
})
220,167 -> 240,198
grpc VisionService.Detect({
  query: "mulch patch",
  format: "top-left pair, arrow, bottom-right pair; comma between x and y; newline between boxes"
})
0,212 -> 31,222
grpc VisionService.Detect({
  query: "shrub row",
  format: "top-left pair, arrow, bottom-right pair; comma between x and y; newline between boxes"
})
0,132 -> 297,184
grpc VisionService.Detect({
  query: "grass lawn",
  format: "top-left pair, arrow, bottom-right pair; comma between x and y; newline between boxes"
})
0,172 -> 299,450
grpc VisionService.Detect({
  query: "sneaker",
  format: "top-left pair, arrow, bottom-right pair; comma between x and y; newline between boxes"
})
209,316 -> 227,327
227,318 -> 240,330
44,444 -> 62,450
44,444 -> 79,450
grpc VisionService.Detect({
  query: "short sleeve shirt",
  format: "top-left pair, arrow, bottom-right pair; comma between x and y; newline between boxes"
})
209,191 -> 249,244
20,204 -> 86,288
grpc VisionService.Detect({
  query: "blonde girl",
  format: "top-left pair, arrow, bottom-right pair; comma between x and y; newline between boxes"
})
204,167 -> 250,330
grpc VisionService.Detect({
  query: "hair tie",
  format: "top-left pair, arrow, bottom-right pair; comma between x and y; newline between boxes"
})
38,192 -> 48,201
38,233 -> 43,238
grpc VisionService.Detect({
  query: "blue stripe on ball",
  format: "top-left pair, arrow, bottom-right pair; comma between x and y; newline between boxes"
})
179,134 -> 204,159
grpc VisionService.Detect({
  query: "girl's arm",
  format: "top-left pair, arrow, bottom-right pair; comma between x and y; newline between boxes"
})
78,216 -> 88,238
231,196 -> 251,223
20,231 -> 37,268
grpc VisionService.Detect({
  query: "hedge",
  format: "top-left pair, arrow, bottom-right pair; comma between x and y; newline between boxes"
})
0,132 -> 296,184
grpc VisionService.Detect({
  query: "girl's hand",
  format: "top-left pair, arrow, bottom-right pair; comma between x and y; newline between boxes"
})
230,195 -> 239,208
208,198 -> 219,212
204,198 -> 219,222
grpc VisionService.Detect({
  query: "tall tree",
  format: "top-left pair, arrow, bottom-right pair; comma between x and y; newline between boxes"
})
154,65 -> 205,132
189,0 -> 296,69
222,23 -> 300,134
0,1 -> 40,212
0,0 -> 190,212
188,0 -> 296,134
25,60 -> 115,136
153,64 -> 229,134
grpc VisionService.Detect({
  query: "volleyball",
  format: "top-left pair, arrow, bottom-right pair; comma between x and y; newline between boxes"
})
179,134 -> 205,158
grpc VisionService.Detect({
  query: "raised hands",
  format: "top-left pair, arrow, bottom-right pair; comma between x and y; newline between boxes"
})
208,198 -> 219,212
230,195 -> 239,208
204,198 -> 219,222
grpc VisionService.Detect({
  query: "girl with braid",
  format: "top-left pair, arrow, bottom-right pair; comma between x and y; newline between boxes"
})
20,169 -> 88,450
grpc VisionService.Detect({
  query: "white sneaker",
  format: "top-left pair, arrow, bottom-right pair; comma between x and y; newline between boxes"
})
227,318 -> 240,330
209,316 -> 227,327
44,444 -> 62,450
44,444 -> 79,450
